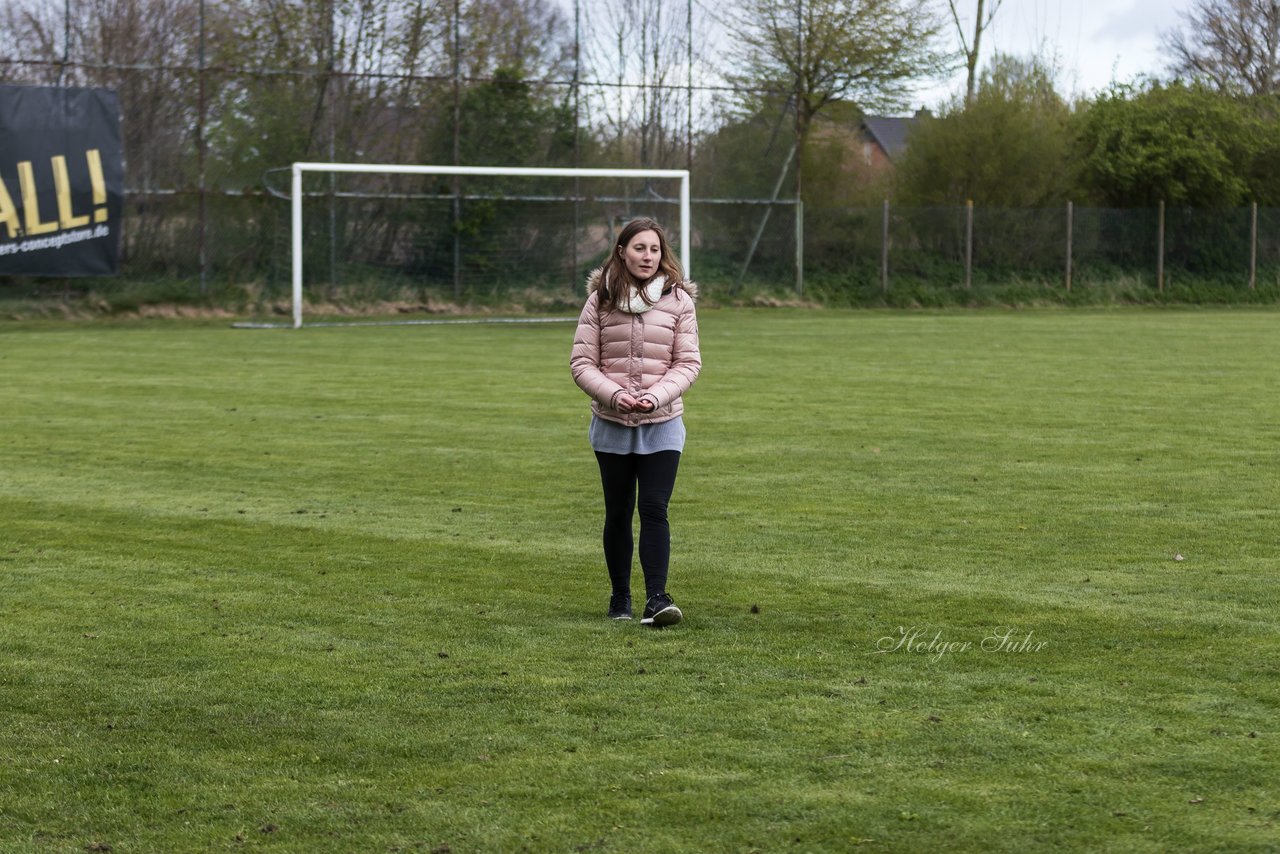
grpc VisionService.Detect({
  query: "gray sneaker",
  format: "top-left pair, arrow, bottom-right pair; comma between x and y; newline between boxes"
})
641,592 -> 682,627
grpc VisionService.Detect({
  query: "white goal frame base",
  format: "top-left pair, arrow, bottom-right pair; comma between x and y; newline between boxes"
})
288,162 -> 692,329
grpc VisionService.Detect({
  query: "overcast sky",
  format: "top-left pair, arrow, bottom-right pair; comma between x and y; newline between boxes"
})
559,0 -> 1203,118
918,0 -> 1197,106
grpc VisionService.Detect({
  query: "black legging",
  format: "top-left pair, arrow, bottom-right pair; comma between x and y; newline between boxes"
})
595,450 -> 681,600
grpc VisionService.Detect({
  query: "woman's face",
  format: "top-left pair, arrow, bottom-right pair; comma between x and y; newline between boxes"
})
620,229 -> 661,281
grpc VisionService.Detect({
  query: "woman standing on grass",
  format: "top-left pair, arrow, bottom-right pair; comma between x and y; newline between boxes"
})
570,217 -> 701,627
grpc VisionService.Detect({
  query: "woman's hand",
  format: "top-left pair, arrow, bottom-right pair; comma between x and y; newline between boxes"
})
615,392 -> 641,413
615,392 -> 656,413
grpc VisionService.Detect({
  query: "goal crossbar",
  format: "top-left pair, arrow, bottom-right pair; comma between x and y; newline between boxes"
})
290,162 -> 692,329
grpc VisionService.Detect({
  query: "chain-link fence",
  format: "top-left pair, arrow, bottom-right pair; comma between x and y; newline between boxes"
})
10,184 -> 1277,310
794,202 -> 1280,300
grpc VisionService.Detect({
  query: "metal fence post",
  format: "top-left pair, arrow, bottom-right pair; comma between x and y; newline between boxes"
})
572,0 -> 581,291
964,199 -> 973,290
881,198 -> 889,296
1065,200 -> 1073,292
1250,201 -> 1258,291
197,0 -> 207,294
1157,200 -> 1165,293
795,199 -> 804,295
451,0 -> 462,301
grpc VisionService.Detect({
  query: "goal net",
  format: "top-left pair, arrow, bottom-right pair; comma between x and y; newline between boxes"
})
276,163 -> 690,328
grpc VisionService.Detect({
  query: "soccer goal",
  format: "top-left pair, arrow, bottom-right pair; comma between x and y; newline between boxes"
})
283,163 -> 691,329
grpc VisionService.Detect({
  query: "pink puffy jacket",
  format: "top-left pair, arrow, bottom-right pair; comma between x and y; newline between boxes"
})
570,269 -> 702,427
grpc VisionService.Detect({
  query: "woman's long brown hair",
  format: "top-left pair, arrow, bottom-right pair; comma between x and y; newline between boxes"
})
597,217 -> 684,309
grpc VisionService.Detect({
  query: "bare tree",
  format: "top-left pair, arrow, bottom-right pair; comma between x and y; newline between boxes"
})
205,0 -> 452,167
0,0 -> 201,187
725,0 -> 950,202
1163,0 -> 1280,96
453,0 -> 574,82
947,0 -> 1004,105
583,0 -> 707,169
0,2 -> 59,82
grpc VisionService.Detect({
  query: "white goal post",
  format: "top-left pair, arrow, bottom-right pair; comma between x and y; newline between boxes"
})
289,162 -> 691,329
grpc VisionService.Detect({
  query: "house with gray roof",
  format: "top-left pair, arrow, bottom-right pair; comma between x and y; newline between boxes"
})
857,108 -> 931,171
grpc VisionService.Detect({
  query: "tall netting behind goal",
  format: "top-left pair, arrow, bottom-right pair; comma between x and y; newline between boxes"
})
263,164 -> 689,328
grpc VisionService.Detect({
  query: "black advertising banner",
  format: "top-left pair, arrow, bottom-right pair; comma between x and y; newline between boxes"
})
0,84 -> 123,276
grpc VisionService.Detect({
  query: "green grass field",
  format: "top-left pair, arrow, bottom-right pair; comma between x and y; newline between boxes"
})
2,308 -> 1277,853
